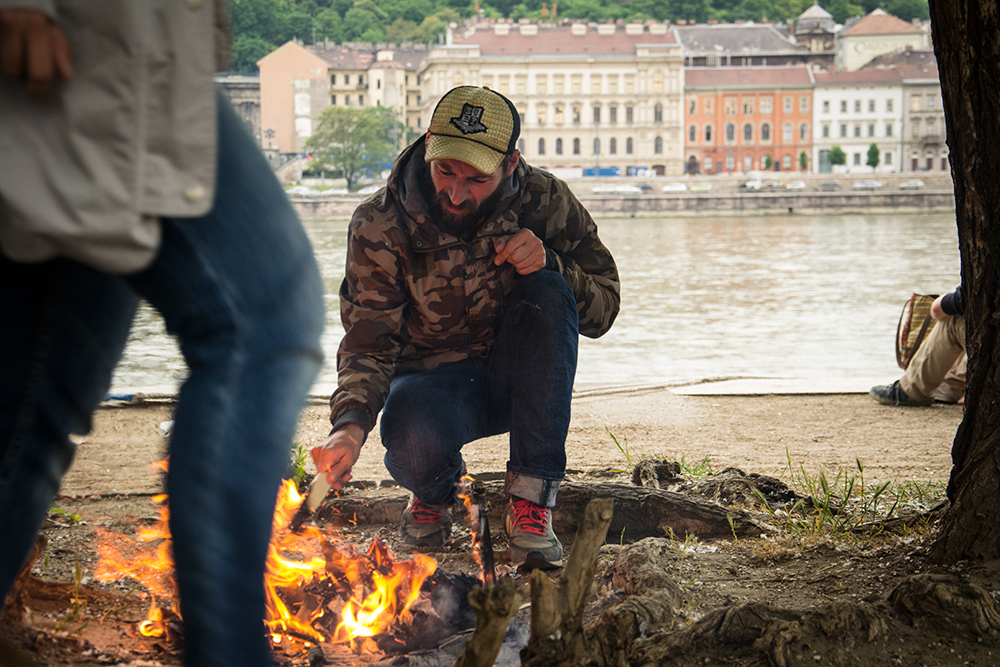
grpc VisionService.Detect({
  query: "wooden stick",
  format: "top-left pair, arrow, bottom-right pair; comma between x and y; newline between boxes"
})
451,577 -> 523,667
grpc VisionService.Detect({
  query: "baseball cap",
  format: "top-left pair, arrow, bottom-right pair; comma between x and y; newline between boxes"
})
425,86 -> 520,175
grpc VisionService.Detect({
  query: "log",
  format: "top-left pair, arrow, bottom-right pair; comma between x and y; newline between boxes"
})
888,573 -> 1000,641
521,498 -> 614,667
450,578 -> 523,667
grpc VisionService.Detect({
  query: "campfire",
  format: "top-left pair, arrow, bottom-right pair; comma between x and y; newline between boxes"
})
93,471 -> 479,658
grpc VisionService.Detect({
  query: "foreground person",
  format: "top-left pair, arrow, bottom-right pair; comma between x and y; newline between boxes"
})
311,86 -> 620,569
0,4 -> 324,666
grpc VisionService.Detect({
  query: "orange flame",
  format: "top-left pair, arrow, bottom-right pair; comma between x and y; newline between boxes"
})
95,473 -> 438,650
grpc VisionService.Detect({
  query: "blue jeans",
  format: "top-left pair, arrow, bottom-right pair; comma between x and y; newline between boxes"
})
0,93 -> 324,667
380,270 -> 578,508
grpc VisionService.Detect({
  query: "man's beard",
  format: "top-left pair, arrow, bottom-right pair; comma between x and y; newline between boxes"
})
422,164 -> 506,238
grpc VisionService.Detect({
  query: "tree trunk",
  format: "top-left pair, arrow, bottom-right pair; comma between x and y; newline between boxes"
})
928,0 -> 1000,561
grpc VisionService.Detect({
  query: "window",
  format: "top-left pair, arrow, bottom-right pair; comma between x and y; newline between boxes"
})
743,123 -> 753,142
572,106 -> 581,124
742,98 -> 754,115
854,100 -> 861,113
840,123 -> 847,137
654,104 -> 663,123
726,122 -> 735,142
555,138 -> 563,154
886,123 -> 893,137
911,94 -> 921,111
928,119 -> 936,135
841,100 -> 848,113
822,100 -> 830,113
868,99 -> 875,112
609,106 -> 617,124
868,123 -> 875,137
854,125 -> 861,137
571,74 -> 582,94
499,75 -> 510,94
800,123 -> 808,140
591,74 -> 602,94
783,154 -> 792,170
516,75 -> 527,95
761,123 -> 771,141
573,138 -> 580,154
761,97 -> 773,114
912,120 -> 920,138
743,155 -> 753,171
330,74 -> 336,85
689,125 -> 697,143
626,106 -> 633,123
726,155 -> 735,171
724,98 -> 737,115
654,136 -> 663,154
822,125 -> 829,138
705,125 -> 713,142
928,96 -> 936,111
359,94 -> 364,105
554,104 -> 564,125
784,96 -> 793,113
593,107 -> 601,124
331,95 -> 336,105
626,137 -> 633,154
652,71 -> 664,93
593,138 -> 600,155
536,74 -> 547,94
376,79 -> 381,89
887,99 -> 894,112
689,98 -> 697,115
538,138 -> 545,155
609,138 -> 617,154
608,75 -> 618,94
704,98 -> 714,114
885,152 -> 892,166
800,97 -> 809,113
537,105 -> 547,126
704,155 -> 713,172
783,122 -> 793,143
624,74 -> 635,93
554,75 -> 565,94
853,153 -> 861,165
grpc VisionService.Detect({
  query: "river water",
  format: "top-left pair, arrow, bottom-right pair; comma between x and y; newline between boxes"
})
112,211 -> 961,391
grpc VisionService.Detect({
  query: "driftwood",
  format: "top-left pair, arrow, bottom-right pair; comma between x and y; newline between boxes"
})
451,578 -> 523,667
521,498 -> 614,667
322,480 -> 769,542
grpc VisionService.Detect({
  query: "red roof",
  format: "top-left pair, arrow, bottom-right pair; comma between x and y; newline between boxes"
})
685,66 -> 814,88
842,9 -> 924,36
813,69 -> 903,85
451,24 -> 678,57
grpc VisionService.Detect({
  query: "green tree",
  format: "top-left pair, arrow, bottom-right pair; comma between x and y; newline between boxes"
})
885,0 -> 930,21
826,0 -> 864,23
866,143 -> 880,169
386,17 -> 419,42
799,149 -> 808,171
315,8 -> 344,42
342,7 -> 386,42
828,145 -> 846,166
305,106 -> 402,190
230,34 -> 279,73
762,154 -> 773,169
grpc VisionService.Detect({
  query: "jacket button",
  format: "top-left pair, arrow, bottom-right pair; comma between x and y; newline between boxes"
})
184,185 -> 206,202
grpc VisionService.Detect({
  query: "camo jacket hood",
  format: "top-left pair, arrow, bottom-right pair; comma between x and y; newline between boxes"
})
330,138 -> 620,434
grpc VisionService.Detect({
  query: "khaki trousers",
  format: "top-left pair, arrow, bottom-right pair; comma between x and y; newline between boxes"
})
900,315 -> 966,404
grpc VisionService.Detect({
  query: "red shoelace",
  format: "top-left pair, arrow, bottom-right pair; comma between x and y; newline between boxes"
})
409,499 -> 445,524
509,498 -> 550,536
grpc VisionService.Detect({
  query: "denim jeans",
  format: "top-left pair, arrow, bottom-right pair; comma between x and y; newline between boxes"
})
380,270 -> 578,508
0,93 -> 324,667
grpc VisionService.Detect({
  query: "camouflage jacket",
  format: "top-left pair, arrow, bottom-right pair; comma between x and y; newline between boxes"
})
330,139 -> 620,434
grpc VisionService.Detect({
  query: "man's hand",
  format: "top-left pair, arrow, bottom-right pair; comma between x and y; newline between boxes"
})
0,9 -> 73,96
310,424 -> 364,490
493,228 -> 547,275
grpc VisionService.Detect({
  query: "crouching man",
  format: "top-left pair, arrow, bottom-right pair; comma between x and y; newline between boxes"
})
311,86 -> 620,569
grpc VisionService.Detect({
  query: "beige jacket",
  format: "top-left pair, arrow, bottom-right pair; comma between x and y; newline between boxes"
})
0,0 -> 230,273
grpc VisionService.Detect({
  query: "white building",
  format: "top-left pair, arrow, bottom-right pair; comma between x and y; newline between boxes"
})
836,9 -> 928,72
421,21 -> 685,176
812,68 -> 904,173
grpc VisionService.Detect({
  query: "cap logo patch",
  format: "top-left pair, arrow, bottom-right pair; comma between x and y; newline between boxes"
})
450,103 -> 488,135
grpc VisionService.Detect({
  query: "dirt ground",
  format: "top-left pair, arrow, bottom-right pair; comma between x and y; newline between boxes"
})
4,386 -> 990,667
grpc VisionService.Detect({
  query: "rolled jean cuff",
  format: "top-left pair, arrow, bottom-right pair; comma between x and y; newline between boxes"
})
504,470 -> 562,508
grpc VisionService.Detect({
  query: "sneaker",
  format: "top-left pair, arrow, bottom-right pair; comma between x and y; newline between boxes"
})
504,498 -> 563,570
933,389 -> 960,404
400,497 -> 452,547
870,380 -> 925,407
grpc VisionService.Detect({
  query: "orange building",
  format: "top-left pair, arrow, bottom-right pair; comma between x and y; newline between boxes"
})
684,66 -> 815,175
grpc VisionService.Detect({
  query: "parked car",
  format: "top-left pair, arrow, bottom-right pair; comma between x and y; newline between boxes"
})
285,185 -> 322,196
690,182 -> 713,192
739,177 -> 764,190
815,181 -> 840,191
355,184 -> 384,195
592,184 -> 643,194
785,180 -> 807,190
852,180 -> 884,190
661,182 -> 688,192
637,183 -> 654,193
899,179 -> 926,190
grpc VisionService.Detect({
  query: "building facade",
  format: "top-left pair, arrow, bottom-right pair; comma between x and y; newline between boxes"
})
812,69 -> 904,173
216,75 -> 262,146
836,9 -> 928,71
424,21 -> 685,176
684,66 -> 815,175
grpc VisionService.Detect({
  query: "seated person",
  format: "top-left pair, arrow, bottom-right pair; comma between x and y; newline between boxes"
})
871,287 -> 965,406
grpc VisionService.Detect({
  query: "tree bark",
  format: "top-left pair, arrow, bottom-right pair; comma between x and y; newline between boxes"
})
928,0 -> 1000,562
